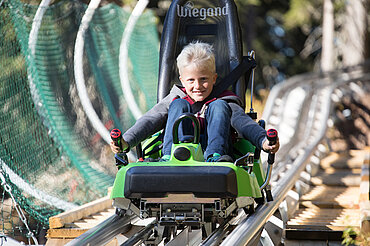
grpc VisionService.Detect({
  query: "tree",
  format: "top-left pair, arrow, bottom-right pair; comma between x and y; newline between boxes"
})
340,0 -> 368,67
236,0 -> 316,88
321,0 -> 334,71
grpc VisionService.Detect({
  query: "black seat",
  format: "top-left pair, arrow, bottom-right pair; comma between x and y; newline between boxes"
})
157,0 -> 250,109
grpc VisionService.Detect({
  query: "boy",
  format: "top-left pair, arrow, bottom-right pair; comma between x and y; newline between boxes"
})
111,41 -> 279,161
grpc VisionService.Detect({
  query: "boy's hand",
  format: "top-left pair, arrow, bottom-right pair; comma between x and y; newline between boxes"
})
262,136 -> 280,154
110,139 -> 129,154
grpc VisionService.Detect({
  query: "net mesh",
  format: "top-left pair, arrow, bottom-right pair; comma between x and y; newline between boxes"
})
0,0 -> 159,239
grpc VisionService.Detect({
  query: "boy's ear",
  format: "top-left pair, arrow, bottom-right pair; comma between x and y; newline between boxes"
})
179,76 -> 185,86
213,73 -> 218,84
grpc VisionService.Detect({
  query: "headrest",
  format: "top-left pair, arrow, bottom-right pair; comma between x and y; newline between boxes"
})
157,0 -> 246,103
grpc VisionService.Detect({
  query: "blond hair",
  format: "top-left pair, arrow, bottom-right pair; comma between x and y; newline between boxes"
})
176,41 -> 216,74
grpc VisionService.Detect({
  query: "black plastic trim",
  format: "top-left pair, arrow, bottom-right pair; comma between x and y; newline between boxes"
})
124,166 -> 238,198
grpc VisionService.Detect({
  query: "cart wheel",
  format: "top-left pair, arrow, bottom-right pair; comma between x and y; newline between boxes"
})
255,190 -> 265,206
115,208 -> 126,217
266,189 -> 273,202
243,204 -> 255,215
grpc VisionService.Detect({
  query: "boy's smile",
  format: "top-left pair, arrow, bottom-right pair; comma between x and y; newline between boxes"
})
179,63 -> 217,102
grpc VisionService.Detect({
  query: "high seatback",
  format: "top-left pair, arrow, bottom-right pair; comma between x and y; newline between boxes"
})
157,0 -> 247,108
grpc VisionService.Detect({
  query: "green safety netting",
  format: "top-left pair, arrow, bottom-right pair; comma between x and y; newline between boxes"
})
0,0 -> 159,239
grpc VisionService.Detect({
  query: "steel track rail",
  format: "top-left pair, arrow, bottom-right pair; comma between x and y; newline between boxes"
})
120,220 -> 156,246
200,217 -> 233,246
220,64 -> 370,245
65,213 -> 137,246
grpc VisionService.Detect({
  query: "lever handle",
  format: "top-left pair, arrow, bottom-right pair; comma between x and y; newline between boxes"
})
110,128 -> 122,150
266,129 -> 278,164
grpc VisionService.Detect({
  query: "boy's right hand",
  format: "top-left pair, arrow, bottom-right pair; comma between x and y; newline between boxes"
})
262,136 -> 280,154
110,139 -> 129,154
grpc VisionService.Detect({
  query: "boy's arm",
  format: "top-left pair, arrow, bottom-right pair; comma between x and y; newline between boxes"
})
229,102 -> 280,153
122,85 -> 186,149
122,99 -> 168,149
229,102 -> 267,149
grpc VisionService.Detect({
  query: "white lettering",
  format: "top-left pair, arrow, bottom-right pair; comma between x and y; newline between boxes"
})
199,8 -> 206,20
177,5 -> 186,17
222,6 -> 228,15
187,7 -> 192,17
214,7 -> 222,16
192,8 -> 199,17
176,2 -> 228,20
207,8 -> 214,17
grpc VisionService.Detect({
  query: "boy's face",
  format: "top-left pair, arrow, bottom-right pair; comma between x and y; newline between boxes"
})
179,63 -> 217,102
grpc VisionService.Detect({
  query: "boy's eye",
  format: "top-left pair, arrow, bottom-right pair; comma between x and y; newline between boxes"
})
199,76 -> 210,81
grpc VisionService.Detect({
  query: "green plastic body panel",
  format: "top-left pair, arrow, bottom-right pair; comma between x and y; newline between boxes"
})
141,132 -> 162,159
111,140 -> 264,200
233,138 -> 266,186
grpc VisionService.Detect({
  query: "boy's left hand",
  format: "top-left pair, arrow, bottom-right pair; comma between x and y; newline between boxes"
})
262,136 -> 280,154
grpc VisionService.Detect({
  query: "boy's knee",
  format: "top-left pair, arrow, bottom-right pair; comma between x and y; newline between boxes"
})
170,98 -> 191,112
169,98 -> 191,110
208,100 -> 231,115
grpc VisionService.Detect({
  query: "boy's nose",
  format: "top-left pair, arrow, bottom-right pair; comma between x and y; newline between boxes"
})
194,80 -> 201,89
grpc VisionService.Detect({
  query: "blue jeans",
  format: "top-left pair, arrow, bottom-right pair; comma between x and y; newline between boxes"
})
162,99 -> 232,159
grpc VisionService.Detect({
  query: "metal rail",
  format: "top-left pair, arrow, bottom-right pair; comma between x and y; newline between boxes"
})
200,217 -> 233,246
65,213 -> 137,246
221,63 -> 370,245
120,220 -> 156,246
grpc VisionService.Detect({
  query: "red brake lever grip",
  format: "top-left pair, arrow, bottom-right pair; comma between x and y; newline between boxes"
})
110,129 -> 122,149
266,129 -> 278,164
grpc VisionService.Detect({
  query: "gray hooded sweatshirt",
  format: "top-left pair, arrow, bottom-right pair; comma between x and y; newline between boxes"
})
123,85 -> 266,151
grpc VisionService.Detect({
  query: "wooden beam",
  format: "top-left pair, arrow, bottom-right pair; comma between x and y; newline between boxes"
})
49,196 -> 112,229
47,228 -> 88,238
45,238 -> 74,246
